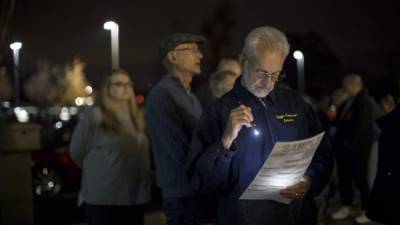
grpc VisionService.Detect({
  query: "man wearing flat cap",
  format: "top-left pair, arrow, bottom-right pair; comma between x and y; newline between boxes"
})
145,33 -> 206,225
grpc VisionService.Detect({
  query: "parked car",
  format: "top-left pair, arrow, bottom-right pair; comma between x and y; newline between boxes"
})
1,105 -> 83,199
32,121 -> 80,198
30,106 -> 84,198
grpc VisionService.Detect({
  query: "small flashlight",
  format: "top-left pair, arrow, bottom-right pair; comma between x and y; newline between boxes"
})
238,101 -> 260,136
250,122 -> 260,136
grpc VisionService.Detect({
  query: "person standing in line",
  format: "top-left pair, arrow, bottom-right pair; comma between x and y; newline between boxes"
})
70,70 -> 150,225
216,58 -> 241,77
331,74 -> 375,224
145,33 -> 205,225
196,58 -> 241,109
366,103 -> 399,225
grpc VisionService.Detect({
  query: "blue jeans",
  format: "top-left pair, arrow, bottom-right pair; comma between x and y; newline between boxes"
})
163,197 -> 195,225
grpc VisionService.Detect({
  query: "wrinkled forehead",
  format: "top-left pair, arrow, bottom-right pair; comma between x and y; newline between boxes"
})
251,50 -> 286,67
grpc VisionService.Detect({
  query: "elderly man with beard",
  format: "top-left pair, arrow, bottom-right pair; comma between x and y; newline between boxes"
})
186,26 -> 333,225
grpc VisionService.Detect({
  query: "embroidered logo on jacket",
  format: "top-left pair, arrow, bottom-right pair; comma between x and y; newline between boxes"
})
275,113 -> 298,123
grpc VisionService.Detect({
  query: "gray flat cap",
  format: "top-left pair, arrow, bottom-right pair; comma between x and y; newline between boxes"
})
159,33 -> 206,58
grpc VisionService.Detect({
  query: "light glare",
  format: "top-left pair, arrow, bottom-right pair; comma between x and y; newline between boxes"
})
103,21 -> 118,30
60,107 -> 70,121
253,129 -> 260,136
75,97 -> 84,106
10,42 -> 22,50
293,50 -> 304,60
85,97 -> 94,106
14,107 -> 29,123
54,121 -> 63,129
85,85 -> 93,94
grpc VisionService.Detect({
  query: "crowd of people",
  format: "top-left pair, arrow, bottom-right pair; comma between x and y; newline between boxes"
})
69,26 -> 398,225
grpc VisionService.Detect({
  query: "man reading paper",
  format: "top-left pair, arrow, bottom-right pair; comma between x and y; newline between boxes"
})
186,26 -> 334,225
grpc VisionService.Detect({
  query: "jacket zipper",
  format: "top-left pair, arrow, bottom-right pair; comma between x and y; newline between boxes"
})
258,98 -> 276,144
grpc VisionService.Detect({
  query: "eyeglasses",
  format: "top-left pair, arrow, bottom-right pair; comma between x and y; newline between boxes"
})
110,81 -> 132,88
243,54 -> 286,82
250,66 -> 286,82
173,47 -> 202,54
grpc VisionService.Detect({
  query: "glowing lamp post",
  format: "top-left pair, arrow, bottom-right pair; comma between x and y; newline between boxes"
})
103,21 -> 119,70
10,42 -> 22,105
293,50 -> 305,94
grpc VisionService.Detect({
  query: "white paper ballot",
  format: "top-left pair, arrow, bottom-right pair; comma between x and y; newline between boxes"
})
240,132 -> 325,204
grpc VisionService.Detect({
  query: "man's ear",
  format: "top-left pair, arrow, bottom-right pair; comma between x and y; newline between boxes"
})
166,51 -> 177,64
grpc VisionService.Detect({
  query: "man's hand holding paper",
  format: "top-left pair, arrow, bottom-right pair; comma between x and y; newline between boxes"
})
240,132 -> 324,203
280,176 -> 311,199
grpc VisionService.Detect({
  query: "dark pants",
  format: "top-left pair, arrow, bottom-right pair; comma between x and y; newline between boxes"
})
85,204 -> 144,225
238,196 -> 317,225
195,193 -> 217,224
336,146 -> 371,209
163,197 -> 195,225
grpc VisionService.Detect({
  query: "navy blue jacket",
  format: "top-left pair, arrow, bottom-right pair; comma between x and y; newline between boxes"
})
186,80 -> 334,225
146,75 -> 203,198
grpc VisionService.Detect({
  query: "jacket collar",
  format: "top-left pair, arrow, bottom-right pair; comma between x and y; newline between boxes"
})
165,74 -> 192,94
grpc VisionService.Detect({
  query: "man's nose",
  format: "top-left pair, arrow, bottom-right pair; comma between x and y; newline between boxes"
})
263,76 -> 275,84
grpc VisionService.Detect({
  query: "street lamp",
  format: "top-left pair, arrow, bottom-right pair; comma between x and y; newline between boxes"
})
103,21 -> 119,70
10,41 -> 22,105
293,50 -> 305,94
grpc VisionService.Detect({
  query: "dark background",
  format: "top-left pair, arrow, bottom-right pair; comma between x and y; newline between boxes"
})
2,0 -> 400,100
1,1 -> 397,224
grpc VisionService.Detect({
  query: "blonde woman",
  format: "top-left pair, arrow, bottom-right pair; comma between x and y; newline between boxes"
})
70,70 -> 150,225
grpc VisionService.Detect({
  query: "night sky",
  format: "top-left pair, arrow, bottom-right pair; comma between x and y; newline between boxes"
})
5,0 -> 400,98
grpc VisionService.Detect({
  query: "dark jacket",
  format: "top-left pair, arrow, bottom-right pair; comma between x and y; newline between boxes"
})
334,89 -> 375,156
186,80 -> 334,225
145,75 -> 203,198
366,105 -> 400,225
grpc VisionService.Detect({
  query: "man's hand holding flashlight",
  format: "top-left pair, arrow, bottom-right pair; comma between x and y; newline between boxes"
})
222,104 -> 254,149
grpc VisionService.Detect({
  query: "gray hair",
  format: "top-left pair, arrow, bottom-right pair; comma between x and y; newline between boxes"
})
241,26 -> 290,62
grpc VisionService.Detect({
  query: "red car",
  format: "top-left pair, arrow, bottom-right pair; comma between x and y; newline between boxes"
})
30,107 -> 82,198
